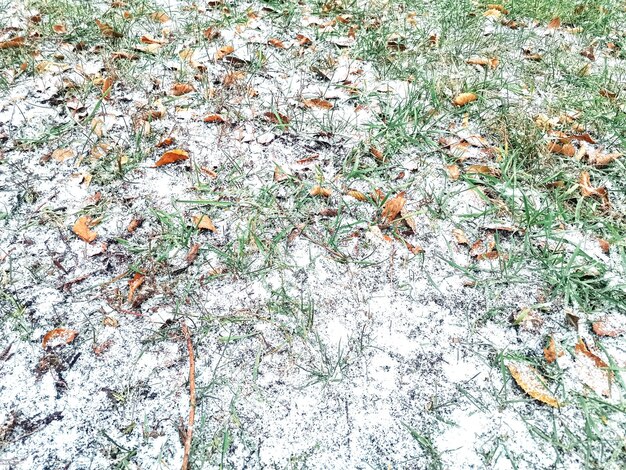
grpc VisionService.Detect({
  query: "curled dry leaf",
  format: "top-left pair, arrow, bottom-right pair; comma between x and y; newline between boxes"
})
95,19 -> 122,38
52,148 -> 76,162
507,361 -> 560,408
466,56 -> 499,69
296,34 -> 312,46
544,336 -> 558,363
487,4 -> 509,14
223,70 -> 245,87
203,114 -> 226,123
102,76 -> 114,100
264,111 -> 290,125
452,92 -> 477,106
192,215 -> 217,232
52,24 -> 67,34
149,11 -> 170,23
127,217 -> 143,233
73,216 -> 98,243
42,328 -> 78,349
267,38 -> 285,48
400,206 -> 417,233
592,315 -> 626,337
574,338 -> 612,397
127,273 -> 145,302
140,35 -> 167,45
370,146 -> 384,161
446,164 -> 461,180
203,27 -> 219,40
547,17 -> 561,29
171,83 -> 194,96
381,192 -> 406,223
452,228 -> 469,245
466,165 -> 500,177
310,185 -> 332,197
548,142 -> 576,157
156,137 -> 175,148
346,189 -> 366,201
588,151 -> 621,167
155,148 -> 189,167
215,45 -> 234,60
578,171 -> 608,203
0,36 -> 26,49
303,98 -> 333,110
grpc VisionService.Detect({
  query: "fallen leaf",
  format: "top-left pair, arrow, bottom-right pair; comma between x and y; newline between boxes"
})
203,114 -> 226,123
156,137 -> 175,148
150,11 -> 170,23
264,111 -> 290,125
155,149 -> 189,166
72,216 -> 98,242
574,338 -> 612,396
592,315 -> 626,337
140,35 -> 167,45
599,88 -> 616,99
102,76 -> 114,100
95,19 -> 122,38
466,165 -> 500,177
203,27 -> 219,40
268,38 -> 285,48
588,151 -> 621,167
110,50 -> 138,60
507,361 -> 560,407
52,24 -> 67,34
215,45 -> 234,60
296,34 -> 312,46
405,241 -> 424,254
579,171 -> 608,203
466,56 -> 499,69
346,189 -> 366,201
42,328 -> 78,349
547,17 -> 561,29
580,45 -> 595,61
223,70 -> 245,86
127,273 -> 145,302
192,215 -> 217,232
52,148 -> 76,162
446,164 -> 461,180
486,4 -> 509,14
171,83 -> 194,96
597,238 -> 610,254
452,92 -> 477,106
452,228 -> 469,245
186,243 -> 201,264
401,206 -> 417,233
370,146 -> 384,161
544,337 -> 557,363
127,218 -> 143,233
0,36 -> 26,49
381,192 -> 406,223
303,98 -> 334,110
310,185 -> 332,197
134,43 -> 162,54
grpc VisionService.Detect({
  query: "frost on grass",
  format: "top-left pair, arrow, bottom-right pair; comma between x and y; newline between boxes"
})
1,0 -> 626,468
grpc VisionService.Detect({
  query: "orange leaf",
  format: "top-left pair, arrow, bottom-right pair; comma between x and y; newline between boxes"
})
102,76 -> 114,100
155,149 -> 189,166
446,164 -> 461,180
296,34 -> 312,46
192,215 -> 217,232
507,362 -> 560,407
171,83 -> 194,96
127,273 -> 145,302
215,45 -> 234,60
203,114 -> 226,123
466,56 -> 499,69
381,192 -> 406,223
588,151 -> 621,167
127,217 -> 143,233
95,19 -> 122,38
150,11 -> 170,23
466,165 -> 500,177
579,171 -> 608,203
264,111 -> 290,125
0,36 -> 26,49
452,92 -> 477,106
203,27 -> 219,40
303,98 -> 334,110
268,38 -> 285,48
310,185 -> 332,197
597,238 -> 610,254
52,24 -> 67,34
42,328 -> 78,349
544,336 -> 557,363
370,146 -> 384,161
547,17 -> 561,29
73,216 -> 98,243
140,35 -> 167,45
223,70 -> 245,87
592,315 -> 626,337
575,338 -> 608,369
346,189 -> 366,201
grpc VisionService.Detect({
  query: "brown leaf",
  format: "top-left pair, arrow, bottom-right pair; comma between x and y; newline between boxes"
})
544,337 -> 557,363
127,217 -> 143,233
319,208 -> 338,217
575,338 -> 609,369
192,215 -> 217,232
52,24 -> 67,34
127,273 -> 145,302
155,149 -> 189,166
264,111 -> 290,125
381,192 -> 406,223
223,70 -> 245,87
110,50 -> 138,60
405,241 -> 424,254
310,185 -> 332,197
102,76 -> 114,100
507,362 -> 560,407
547,17 -> 561,29
452,228 -> 469,245
574,338 -> 612,396
370,146 -> 384,161
452,92 -> 477,106
466,56 -> 499,69
466,165 -> 500,177
52,148 -> 76,162
140,35 -> 167,45
296,34 -> 312,46
588,151 -> 621,167
592,315 -> 626,337
95,19 -> 122,38
186,243 -> 201,265
215,45 -> 234,60
268,38 -> 285,48
203,27 -> 219,40
599,88 -> 616,99
149,11 -> 170,23
0,36 -> 26,49
171,83 -> 194,96
203,114 -> 226,123
42,328 -> 78,349
346,189 -> 366,201
156,137 -> 175,148
579,171 -> 608,203
487,4 -> 509,14
73,216 -> 98,243
303,98 -> 334,110
446,164 -> 461,180
597,238 -> 610,254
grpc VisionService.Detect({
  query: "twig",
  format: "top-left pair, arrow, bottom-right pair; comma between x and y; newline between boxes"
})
181,320 -> 196,470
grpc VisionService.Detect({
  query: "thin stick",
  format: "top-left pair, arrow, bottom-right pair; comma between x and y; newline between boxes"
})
181,320 -> 196,470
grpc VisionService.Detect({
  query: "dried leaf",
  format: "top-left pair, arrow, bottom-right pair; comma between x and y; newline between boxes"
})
150,11 -> 170,23
452,228 -> 469,245
466,165 -> 500,177
203,27 -> 219,40
381,192 -> 406,223
155,149 -> 189,166
310,185 -> 332,197
192,215 -> 217,232
466,56 -> 499,69
156,137 -> 175,148
95,19 -> 122,38
574,338 -> 612,396
223,70 -> 245,87
547,17 -> 561,29
186,243 -> 201,265
588,151 -> 621,167
597,238 -> 610,254
592,315 -> 626,337
52,24 -> 67,34
264,111 -> 290,125
452,92 -> 477,106
102,76 -> 114,100
346,189 -> 366,201
446,164 -> 461,180
0,36 -> 26,49
52,148 -> 76,162
268,38 -> 285,48
42,328 -> 78,349
303,98 -> 334,110
203,114 -> 226,123
579,171 -> 608,203
296,34 -> 312,46
127,218 -> 143,233
73,216 -> 98,243
171,83 -> 194,96
370,146 -> 384,161
215,45 -> 234,60
127,273 -> 145,302
400,206 -> 417,233
507,362 -> 560,407
140,35 -> 167,45
544,337 -> 557,363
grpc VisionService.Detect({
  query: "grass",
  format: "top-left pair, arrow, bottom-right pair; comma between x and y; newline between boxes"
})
1,0 -> 626,468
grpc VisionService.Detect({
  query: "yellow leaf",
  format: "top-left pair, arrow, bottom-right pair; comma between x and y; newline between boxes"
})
452,92 -> 477,106
192,215 -> 217,232
73,216 -> 98,243
507,362 -> 560,407
155,148 -> 189,166
310,185 -> 332,197
346,189 -> 366,201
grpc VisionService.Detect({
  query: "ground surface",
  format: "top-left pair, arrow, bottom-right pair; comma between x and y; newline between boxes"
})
1,0 -> 626,469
